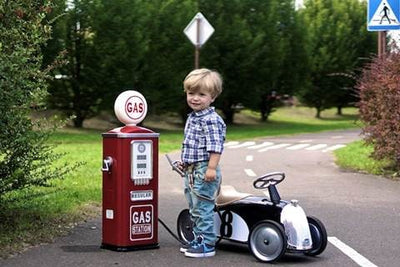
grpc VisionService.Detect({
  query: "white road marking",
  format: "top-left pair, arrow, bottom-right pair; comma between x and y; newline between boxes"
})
300,139 -> 313,143
244,169 -> 257,177
226,141 -> 347,152
322,144 -> 346,152
228,141 -> 256,149
246,155 -> 253,162
306,144 -> 328,150
286,144 -> 311,150
328,236 -> 378,267
247,141 -> 274,149
331,135 -> 344,139
258,143 -> 291,152
224,141 -> 239,147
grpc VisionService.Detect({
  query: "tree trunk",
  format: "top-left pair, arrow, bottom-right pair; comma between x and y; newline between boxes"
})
222,100 -> 234,124
315,107 -> 321,118
337,106 -> 343,115
73,114 -> 84,128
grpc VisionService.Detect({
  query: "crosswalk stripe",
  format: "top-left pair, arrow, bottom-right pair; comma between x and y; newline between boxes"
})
258,143 -> 291,152
247,141 -> 274,149
322,144 -> 346,152
286,144 -> 311,150
228,141 -> 256,149
226,141 -> 347,152
224,141 -> 239,147
306,144 -> 328,150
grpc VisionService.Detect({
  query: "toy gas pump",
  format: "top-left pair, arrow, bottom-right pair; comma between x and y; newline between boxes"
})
101,90 -> 159,251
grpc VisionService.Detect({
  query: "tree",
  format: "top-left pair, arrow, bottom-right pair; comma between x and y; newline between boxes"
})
298,0 -> 375,118
46,0 -> 195,126
137,0 -> 196,119
46,0 -> 106,128
200,0 -> 305,123
0,0 -> 72,198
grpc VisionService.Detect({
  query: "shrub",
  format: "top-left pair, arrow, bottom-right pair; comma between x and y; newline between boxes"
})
0,1 -> 74,198
356,52 -> 400,172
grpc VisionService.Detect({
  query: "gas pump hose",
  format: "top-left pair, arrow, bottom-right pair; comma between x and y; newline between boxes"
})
157,218 -> 187,245
157,208 -> 223,246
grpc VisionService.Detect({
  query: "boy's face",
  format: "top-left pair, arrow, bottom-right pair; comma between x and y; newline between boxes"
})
186,88 -> 215,112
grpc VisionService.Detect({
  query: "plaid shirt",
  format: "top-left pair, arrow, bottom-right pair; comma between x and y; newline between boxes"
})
181,107 -> 226,164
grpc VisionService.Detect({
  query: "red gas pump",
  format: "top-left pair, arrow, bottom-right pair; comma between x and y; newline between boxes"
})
101,90 -> 159,251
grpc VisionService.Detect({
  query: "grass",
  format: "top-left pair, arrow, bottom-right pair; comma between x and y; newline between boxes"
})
0,106 -> 369,258
334,140 -> 398,177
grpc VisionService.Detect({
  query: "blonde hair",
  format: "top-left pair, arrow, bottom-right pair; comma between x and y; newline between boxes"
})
183,68 -> 223,99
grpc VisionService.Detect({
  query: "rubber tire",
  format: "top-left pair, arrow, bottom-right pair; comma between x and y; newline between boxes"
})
304,216 -> 328,256
249,220 -> 287,263
176,209 -> 194,243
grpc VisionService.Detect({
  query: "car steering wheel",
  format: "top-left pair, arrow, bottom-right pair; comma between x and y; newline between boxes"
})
253,172 -> 285,189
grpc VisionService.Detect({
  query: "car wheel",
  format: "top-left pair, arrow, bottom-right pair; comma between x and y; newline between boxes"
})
304,216 -> 328,256
249,220 -> 287,262
176,209 -> 194,243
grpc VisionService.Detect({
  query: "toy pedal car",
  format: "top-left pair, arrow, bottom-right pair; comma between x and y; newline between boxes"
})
166,155 -> 328,263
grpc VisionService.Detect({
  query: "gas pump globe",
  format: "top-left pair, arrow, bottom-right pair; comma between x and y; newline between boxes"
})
101,90 -> 159,251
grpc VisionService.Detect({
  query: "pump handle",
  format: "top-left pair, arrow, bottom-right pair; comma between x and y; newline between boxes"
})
165,154 -> 185,177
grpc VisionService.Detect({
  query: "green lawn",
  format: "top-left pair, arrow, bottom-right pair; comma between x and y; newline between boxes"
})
334,140 -> 397,177
0,106 -> 371,258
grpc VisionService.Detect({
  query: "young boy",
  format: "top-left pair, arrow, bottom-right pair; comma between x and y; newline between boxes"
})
180,68 -> 226,258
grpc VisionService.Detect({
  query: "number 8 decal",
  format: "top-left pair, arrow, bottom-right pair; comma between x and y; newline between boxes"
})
220,210 -> 233,237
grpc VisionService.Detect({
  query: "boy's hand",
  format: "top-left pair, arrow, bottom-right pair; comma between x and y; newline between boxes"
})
205,153 -> 221,182
205,168 -> 216,182
176,161 -> 184,171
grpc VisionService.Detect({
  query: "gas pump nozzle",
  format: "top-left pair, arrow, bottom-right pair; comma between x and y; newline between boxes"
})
165,154 -> 184,177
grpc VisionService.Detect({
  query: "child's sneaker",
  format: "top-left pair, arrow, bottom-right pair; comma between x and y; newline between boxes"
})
184,242 -> 215,258
180,239 -> 197,253
180,231 -> 197,253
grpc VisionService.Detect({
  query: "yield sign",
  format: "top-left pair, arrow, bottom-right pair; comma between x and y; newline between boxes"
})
183,12 -> 214,47
368,0 -> 400,31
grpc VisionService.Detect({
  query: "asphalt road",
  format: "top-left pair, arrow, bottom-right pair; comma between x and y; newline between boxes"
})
2,129 -> 400,267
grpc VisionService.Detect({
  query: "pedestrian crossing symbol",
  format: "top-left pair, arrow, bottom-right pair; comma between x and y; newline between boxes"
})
368,0 -> 400,31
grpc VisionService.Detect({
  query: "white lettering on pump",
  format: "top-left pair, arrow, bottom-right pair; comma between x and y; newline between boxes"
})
132,211 -> 151,224
130,204 -> 154,241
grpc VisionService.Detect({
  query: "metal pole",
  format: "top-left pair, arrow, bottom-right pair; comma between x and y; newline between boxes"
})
378,31 -> 386,58
195,17 -> 201,69
195,47 -> 200,69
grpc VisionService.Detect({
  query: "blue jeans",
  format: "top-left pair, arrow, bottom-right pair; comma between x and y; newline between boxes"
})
184,161 -> 221,246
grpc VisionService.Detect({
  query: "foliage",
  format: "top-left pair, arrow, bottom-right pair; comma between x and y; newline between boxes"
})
298,0 -> 375,117
45,0 -> 103,127
357,52 -> 400,171
44,0 -> 376,125
45,0 -> 308,125
201,0 -> 308,123
0,0 -> 74,198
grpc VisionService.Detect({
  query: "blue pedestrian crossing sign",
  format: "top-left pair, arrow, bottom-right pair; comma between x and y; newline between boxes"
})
368,0 -> 400,31
367,0 -> 400,31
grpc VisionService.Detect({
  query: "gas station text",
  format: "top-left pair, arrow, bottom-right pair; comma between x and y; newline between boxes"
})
132,211 -> 151,224
132,224 -> 152,235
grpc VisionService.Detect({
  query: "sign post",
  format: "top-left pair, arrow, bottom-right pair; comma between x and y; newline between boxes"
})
368,0 -> 400,57
184,12 -> 215,69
